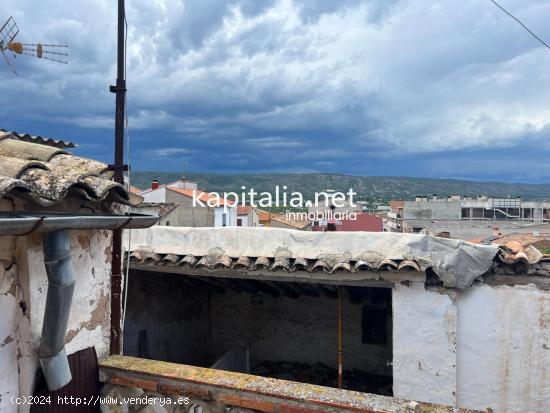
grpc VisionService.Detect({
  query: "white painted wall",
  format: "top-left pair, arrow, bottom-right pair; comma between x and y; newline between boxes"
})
210,289 -> 392,377
393,282 -> 550,413
214,206 -> 237,227
0,199 -> 112,412
140,186 -> 167,203
237,214 -> 249,227
392,283 -> 457,406
456,284 -> 550,413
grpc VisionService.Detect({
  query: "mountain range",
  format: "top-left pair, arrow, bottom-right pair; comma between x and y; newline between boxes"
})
131,172 -> 550,203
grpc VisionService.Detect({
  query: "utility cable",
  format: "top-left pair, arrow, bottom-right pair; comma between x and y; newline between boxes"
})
488,0 -> 550,50
122,13 -> 131,338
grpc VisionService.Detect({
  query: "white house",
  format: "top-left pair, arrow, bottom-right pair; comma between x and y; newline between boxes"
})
139,178 -> 237,227
237,205 -> 259,227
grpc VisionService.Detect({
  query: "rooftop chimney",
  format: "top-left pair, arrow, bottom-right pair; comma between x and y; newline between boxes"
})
151,180 -> 159,190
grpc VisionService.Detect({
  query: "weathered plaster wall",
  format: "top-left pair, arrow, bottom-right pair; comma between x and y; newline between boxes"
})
393,281 -> 550,413
456,284 -> 550,413
123,271 -> 392,378
392,282 -> 457,406
26,230 -> 112,358
210,287 -> 392,377
0,197 -> 113,413
123,270 -> 212,366
165,191 -> 213,227
403,201 -> 461,220
0,245 -> 32,412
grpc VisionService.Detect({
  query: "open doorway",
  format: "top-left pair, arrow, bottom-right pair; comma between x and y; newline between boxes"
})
123,270 -> 393,396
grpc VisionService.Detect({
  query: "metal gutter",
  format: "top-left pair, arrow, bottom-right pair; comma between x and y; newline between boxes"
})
0,212 -> 158,235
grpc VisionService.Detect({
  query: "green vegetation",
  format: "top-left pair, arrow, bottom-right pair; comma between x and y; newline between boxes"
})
131,172 -> 550,204
536,246 -> 550,256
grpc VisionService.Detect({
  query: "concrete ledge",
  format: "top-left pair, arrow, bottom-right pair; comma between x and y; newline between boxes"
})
99,355 -> 483,413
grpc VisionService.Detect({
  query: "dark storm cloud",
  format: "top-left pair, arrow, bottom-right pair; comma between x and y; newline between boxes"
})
0,0 -> 549,182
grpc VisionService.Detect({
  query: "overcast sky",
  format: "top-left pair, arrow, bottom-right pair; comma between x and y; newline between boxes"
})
1,0 -> 549,182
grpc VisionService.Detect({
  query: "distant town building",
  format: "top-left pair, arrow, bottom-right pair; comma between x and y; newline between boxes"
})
312,212 -> 383,232
255,209 -> 279,227
237,205 -> 259,227
307,190 -> 363,218
131,202 -> 179,226
269,214 -> 311,231
139,177 -> 237,227
386,196 -> 550,240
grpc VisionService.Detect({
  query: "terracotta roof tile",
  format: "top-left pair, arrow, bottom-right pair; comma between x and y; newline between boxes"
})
0,129 -> 76,149
237,205 -> 253,215
168,187 -> 235,206
256,209 -> 276,222
470,232 -> 550,264
127,250 -> 421,277
0,133 -> 140,206
134,202 -> 179,218
270,214 -> 311,229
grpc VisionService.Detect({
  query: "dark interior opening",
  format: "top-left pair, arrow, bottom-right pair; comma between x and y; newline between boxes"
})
123,269 -> 393,396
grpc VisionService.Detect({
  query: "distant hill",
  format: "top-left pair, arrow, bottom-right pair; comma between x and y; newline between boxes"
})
131,172 -> 550,203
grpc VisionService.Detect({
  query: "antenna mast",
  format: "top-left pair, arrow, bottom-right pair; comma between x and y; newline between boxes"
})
0,16 -> 69,75
109,0 -> 127,356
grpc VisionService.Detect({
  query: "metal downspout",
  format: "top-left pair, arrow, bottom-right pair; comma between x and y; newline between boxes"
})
39,230 -> 76,390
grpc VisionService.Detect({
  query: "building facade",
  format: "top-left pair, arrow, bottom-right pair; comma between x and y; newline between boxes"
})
237,205 -> 260,227
139,178 -> 237,227
386,196 -> 550,240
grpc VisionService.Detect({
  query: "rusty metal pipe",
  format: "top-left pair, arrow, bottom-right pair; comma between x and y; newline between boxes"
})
337,286 -> 344,389
109,0 -> 127,356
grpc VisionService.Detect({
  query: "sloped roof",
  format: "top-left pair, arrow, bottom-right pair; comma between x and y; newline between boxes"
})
0,132 -> 141,206
1,129 -> 76,149
168,187 -> 234,206
237,205 -> 253,215
470,232 -> 550,265
256,209 -> 277,222
125,227 -> 499,289
134,202 -> 179,218
270,214 -> 310,229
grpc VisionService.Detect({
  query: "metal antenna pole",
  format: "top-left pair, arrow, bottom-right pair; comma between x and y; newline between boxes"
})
109,0 -> 128,355
337,286 -> 344,389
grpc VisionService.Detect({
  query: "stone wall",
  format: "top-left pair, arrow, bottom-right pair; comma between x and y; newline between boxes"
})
99,384 -> 192,413
123,270 -> 212,366
210,286 -> 392,378
98,355 -> 475,413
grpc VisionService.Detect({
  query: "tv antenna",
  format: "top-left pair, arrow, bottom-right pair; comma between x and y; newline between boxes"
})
0,16 -> 68,75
